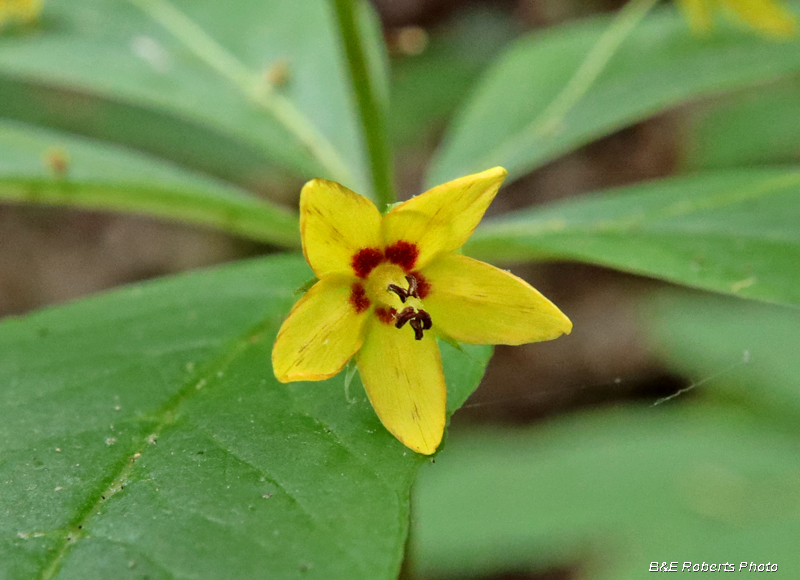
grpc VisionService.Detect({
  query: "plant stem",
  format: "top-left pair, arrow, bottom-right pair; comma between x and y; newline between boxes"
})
331,0 -> 396,207
129,0 -> 353,186
534,0 -> 661,136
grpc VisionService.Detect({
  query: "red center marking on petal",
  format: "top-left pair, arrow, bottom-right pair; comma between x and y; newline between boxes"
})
349,283 -> 370,314
385,241 -> 419,271
411,271 -> 430,299
351,248 -> 384,278
375,307 -> 397,325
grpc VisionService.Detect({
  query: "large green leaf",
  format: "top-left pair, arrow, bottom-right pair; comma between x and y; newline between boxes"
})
0,119 -> 300,247
464,168 -> 800,308
0,255 -> 491,579
413,407 -> 800,579
0,0 -> 386,196
649,291 -> 800,417
427,5 -> 800,187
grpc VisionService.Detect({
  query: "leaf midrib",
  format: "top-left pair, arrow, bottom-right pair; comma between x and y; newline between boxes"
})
36,312 -> 277,580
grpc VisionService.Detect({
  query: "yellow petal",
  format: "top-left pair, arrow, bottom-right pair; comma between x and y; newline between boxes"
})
300,179 -> 383,278
381,167 -> 507,271
677,0 -> 715,34
0,0 -> 41,23
723,0 -> 797,36
421,254 -> 572,345
273,276 -> 368,382
357,318 -> 446,455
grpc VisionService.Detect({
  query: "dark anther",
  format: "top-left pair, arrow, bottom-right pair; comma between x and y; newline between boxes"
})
388,274 -> 422,303
386,276 -> 431,339
417,309 -> 432,330
387,284 -> 408,303
395,307 -> 416,329
405,275 -> 419,298
409,318 -> 424,341
395,308 -> 432,340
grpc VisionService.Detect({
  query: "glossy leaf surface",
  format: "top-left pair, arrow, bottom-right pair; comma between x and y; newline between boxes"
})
0,255 -> 491,579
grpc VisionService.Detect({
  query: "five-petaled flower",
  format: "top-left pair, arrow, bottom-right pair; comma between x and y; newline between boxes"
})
272,168 -> 572,455
676,0 -> 797,37
0,0 -> 42,27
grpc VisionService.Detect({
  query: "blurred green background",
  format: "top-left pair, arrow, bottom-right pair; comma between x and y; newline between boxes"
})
2,1 -> 800,579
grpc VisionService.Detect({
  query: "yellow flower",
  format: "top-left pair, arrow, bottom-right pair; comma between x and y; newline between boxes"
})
676,0 -> 797,37
0,0 -> 42,26
272,168 -> 572,455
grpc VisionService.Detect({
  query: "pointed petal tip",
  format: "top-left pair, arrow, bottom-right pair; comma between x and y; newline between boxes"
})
472,166 -> 508,186
406,439 -> 440,455
272,364 -> 340,383
393,423 -> 443,455
561,314 -> 574,335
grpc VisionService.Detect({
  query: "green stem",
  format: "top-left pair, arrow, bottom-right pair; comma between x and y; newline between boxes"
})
534,0 -> 660,136
331,0 -> 396,207
0,179 -> 301,248
128,0 -> 353,186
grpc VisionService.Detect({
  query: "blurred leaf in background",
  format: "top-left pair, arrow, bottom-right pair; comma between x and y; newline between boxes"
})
0,0 -> 387,197
389,7 -> 520,150
650,290 -> 800,418
684,76 -> 800,170
466,168 -> 800,309
413,405 -> 800,580
427,5 -> 800,187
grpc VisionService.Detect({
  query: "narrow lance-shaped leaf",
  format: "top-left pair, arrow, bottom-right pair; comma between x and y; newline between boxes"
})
0,255 -> 491,579
428,4 -> 800,187
465,168 -> 800,308
0,120 -> 300,247
0,0 -> 387,196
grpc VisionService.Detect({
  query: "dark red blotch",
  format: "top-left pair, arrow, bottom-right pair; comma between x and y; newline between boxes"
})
349,283 -> 371,314
411,272 -> 430,299
351,248 -> 384,278
385,241 -> 419,271
375,307 -> 397,325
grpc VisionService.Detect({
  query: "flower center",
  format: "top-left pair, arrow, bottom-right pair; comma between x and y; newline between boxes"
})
365,263 -> 433,340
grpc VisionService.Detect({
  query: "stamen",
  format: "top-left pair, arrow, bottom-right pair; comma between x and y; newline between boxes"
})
384,276 -> 433,340
405,275 -> 419,298
394,307 -> 416,329
417,309 -> 432,330
387,284 -> 408,303
409,318 -> 424,341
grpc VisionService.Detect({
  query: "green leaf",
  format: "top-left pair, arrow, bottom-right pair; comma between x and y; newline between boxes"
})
648,291 -> 800,417
685,77 -> 800,170
464,168 -> 800,308
427,5 -> 800,186
0,0 -> 385,195
0,120 -> 300,247
0,255 -> 491,579
0,75 -> 293,192
413,407 -> 800,579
